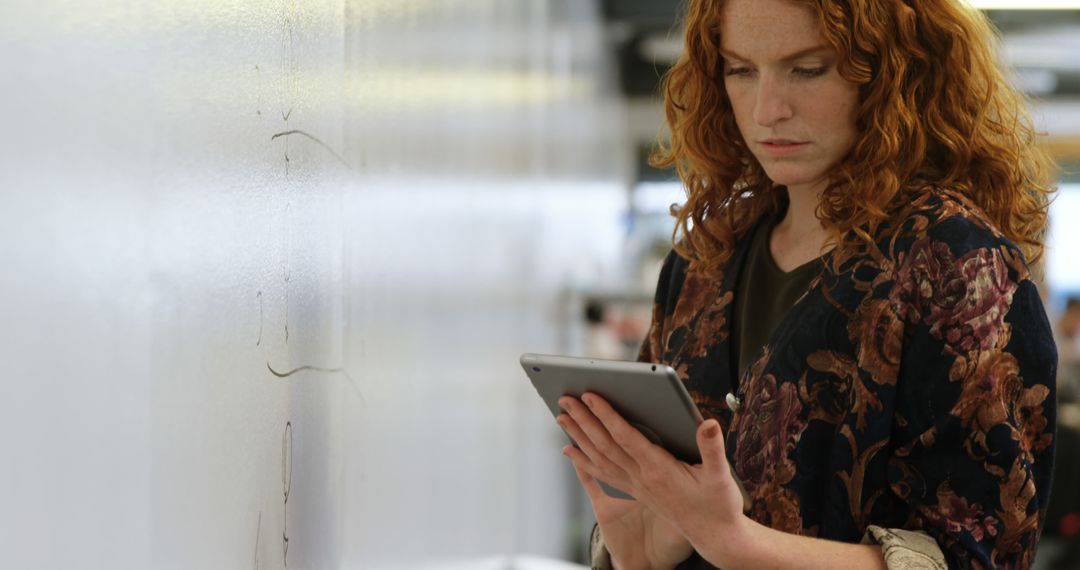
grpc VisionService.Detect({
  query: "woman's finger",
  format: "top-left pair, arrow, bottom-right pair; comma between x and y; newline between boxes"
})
557,412 -> 634,489
559,396 -> 639,474
565,445 -> 620,504
695,419 -> 751,509
580,392 -> 674,465
696,419 -> 727,471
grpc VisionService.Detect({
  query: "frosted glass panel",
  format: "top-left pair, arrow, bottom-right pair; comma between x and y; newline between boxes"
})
1048,184 -> 1080,297
0,1 -> 624,568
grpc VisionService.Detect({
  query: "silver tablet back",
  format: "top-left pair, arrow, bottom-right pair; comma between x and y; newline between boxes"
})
520,353 -> 703,465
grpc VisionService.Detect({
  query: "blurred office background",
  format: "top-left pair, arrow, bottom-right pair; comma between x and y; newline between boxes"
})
1,0 -> 1079,568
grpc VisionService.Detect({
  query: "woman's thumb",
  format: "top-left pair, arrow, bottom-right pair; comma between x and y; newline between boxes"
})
696,419 -> 726,468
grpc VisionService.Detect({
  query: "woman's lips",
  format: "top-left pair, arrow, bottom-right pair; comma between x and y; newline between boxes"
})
759,139 -> 810,156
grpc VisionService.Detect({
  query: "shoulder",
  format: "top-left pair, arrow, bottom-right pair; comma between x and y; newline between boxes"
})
871,188 -> 1054,364
881,187 -> 1034,284
656,224 -> 761,308
652,248 -> 687,306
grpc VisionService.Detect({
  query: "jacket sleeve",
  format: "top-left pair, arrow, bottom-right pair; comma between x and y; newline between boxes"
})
589,523 -> 614,569
637,249 -> 682,364
886,236 -> 1057,569
862,526 -> 949,569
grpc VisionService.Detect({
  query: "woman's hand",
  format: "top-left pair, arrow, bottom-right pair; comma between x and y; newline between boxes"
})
557,393 -> 749,568
560,393 -> 891,570
557,397 -> 694,569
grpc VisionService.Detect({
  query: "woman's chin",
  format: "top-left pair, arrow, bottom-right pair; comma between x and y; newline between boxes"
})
761,172 -> 829,194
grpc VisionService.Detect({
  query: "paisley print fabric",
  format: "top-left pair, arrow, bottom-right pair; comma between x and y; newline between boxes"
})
639,189 -> 1057,569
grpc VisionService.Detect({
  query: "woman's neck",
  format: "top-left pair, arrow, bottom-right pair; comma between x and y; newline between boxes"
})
769,183 -> 830,272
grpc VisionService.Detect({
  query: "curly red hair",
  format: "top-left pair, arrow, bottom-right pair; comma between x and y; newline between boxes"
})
653,0 -> 1056,275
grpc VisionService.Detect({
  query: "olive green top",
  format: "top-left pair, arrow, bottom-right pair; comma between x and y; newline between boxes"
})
733,216 -> 824,381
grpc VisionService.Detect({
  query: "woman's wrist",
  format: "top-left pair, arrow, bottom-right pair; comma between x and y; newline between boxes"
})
682,511 -> 759,569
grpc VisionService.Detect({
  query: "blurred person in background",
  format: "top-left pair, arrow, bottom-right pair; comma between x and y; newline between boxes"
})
1046,298 -> 1080,569
1056,297 -> 1080,404
554,0 -> 1058,568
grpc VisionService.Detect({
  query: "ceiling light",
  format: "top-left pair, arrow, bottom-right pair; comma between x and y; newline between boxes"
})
964,0 -> 1080,9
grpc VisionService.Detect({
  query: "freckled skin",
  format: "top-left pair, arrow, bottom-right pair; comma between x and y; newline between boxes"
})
721,0 -> 860,198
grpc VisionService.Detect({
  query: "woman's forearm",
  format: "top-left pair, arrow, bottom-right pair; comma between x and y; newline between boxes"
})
694,515 -> 888,570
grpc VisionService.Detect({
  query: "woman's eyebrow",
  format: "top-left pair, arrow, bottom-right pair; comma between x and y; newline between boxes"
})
719,44 -> 832,63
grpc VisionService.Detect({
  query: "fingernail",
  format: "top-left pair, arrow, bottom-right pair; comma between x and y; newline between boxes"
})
582,396 -> 594,408
705,421 -> 720,438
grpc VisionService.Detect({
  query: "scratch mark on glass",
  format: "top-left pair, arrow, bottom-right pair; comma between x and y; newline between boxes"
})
277,108 -> 294,177
256,290 -> 264,347
282,202 -> 291,346
255,65 -> 263,117
283,273 -> 290,345
266,362 -> 365,402
282,421 -> 293,568
280,0 -> 299,176
270,130 -> 352,169
253,511 -> 262,570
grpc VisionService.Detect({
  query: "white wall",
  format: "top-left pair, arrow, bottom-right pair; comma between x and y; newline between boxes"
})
0,1 -> 628,568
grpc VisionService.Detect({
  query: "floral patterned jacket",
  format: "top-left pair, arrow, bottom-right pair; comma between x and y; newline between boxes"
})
640,189 -> 1057,569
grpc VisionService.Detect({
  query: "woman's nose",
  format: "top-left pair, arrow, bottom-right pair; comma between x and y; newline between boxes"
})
753,75 -> 794,127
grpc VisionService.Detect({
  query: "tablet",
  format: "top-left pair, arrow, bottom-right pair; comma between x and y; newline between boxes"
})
519,353 -> 704,499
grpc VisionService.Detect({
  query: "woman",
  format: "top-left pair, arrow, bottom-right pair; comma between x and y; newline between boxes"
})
555,0 -> 1058,568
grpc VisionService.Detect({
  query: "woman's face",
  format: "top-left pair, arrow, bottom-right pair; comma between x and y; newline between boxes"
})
720,0 -> 860,196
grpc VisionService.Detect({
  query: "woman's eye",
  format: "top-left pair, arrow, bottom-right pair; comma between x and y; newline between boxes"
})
793,66 -> 828,78
725,66 -> 752,77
